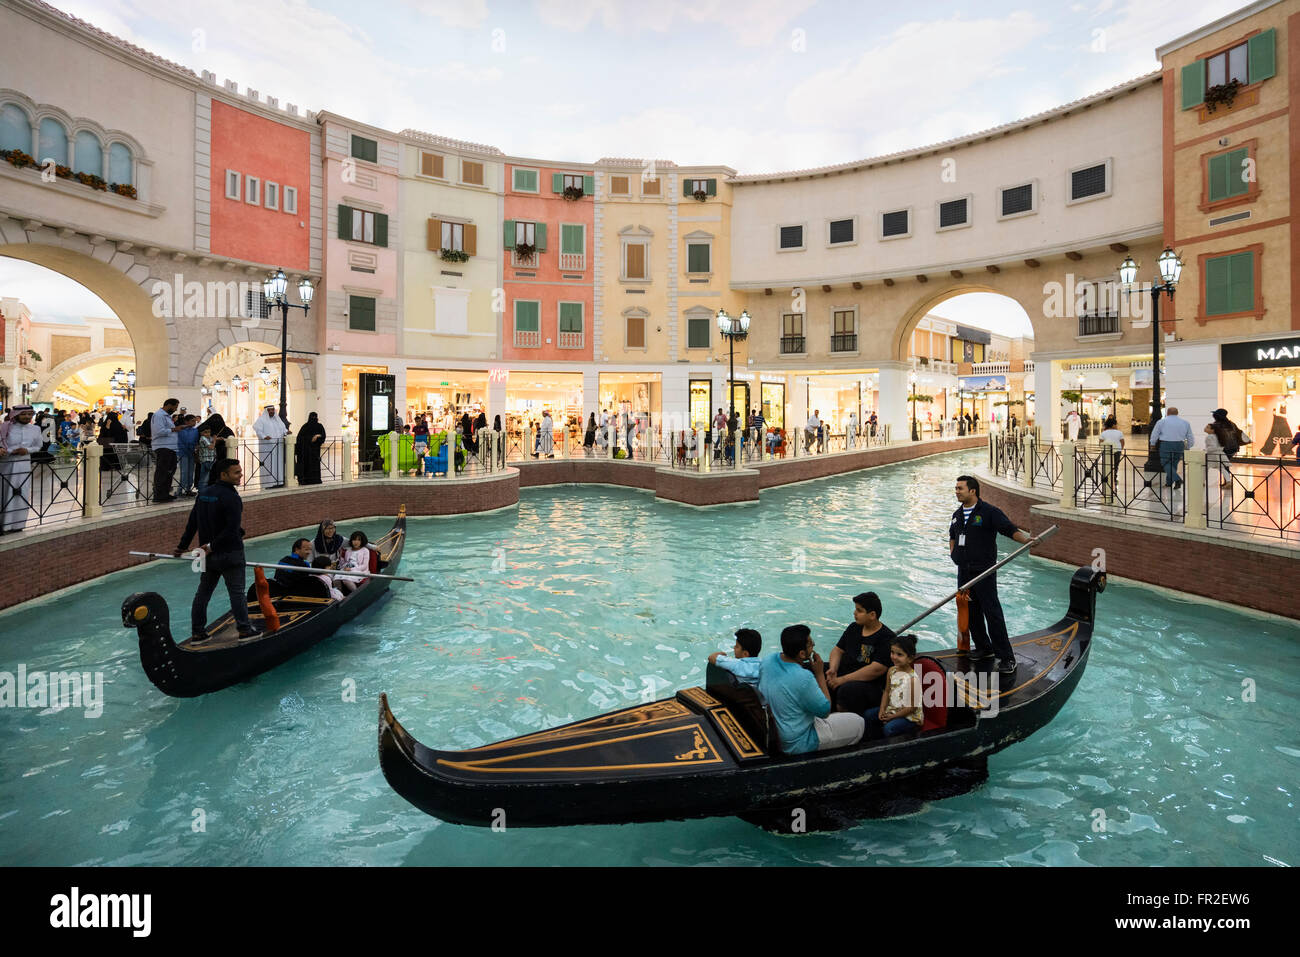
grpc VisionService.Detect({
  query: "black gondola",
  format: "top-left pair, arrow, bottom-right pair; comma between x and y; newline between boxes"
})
123,510 -> 407,697
378,565 -> 1104,828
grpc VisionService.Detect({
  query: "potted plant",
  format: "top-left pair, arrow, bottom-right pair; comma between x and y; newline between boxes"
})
439,248 -> 469,263
692,188 -> 708,202
109,182 -> 137,199
562,185 -> 584,201
1204,78 -> 1242,113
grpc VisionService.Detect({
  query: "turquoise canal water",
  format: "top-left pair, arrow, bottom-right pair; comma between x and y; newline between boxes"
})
1,450 -> 1296,866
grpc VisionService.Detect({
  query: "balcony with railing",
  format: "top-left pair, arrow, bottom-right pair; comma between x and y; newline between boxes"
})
511,248 -> 538,269
830,333 -> 857,353
559,252 -> 585,271
1078,312 -> 1121,337
514,328 -> 540,348
558,330 -> 584,349
780,335 -> 805,355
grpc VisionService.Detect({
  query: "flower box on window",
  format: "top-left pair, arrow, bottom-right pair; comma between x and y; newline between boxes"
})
1204,79 -> 1242,113
0,148 -> 37,169
110,183 -> 137,199
692,189 -> 708,202
562,185 -> 584,201
514,241 -> 536,260
439,248 -> 469,263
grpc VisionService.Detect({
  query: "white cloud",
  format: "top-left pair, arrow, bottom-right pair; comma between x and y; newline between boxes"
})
532,0 -> 817,46
0,259 -> 116,323
401,0 -> 490,30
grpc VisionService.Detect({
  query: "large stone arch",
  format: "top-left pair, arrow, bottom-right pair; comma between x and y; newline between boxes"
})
34,346 -> 135,404
191,336 -> 314,392
890,282 -> 1036,363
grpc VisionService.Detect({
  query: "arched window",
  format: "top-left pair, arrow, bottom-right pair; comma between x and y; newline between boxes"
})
0,103 -> 31,154
74,130 -> 102,177
108,142 -> 132,185
37,118 -> 68,167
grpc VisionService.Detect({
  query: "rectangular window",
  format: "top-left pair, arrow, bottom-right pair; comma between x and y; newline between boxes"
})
1001,183 -> 1034,217
442,221 -> 464,252
245,175 -> 259,205
626,314 -> 646,349
283,186 -> 298,215
778,225 -> 803,249
781,313 -> 804,354
938,197 -> 968,227
625,242 -> 647,279
560,223 -> 585,270
348,295 -> 376,332
225,169 -> 240,200
687,315 -> 710,349
828,219 -> 854,244
461,160 -> 484,186
563,173 -> 584,193
686,242 -> 710,274
264,181 -> 279,210
1071,164 -> 1107,201
352,209 -> 375,244
1182,30 -> 1275,111
245,290 -> 270,320
881,209 -> 909,237
351,135 -> 378,163
1207,147 -> 1250,203
609,175 -> 630,195
515,221 -> 536,246
1205,250 -> 1255,317
1206,42 -> 1249,88
512,167 -> 538,192
831,310 -> 856,352
558,302 -> 583,332
514,300 -> 540,348
420,152 -> 445,178
684,178 -> 715,197
640,176 -> 660,196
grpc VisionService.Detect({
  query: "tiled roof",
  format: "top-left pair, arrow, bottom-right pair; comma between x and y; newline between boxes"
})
731,70 -> 1161,183
26,0 -> 197,77
399,128 -> 504,155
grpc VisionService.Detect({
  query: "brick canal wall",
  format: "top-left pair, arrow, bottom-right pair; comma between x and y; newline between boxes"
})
977,470 -> 1300,621
0,472 -> 519,611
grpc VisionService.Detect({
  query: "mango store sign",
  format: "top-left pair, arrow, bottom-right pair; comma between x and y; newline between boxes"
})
1222,336 -> 1300,371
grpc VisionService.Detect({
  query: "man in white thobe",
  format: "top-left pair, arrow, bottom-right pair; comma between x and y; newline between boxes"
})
0,406 -> 45,533
1065,409 -> 1081,441
254,405 -> 289,488
539,410 -> 554,457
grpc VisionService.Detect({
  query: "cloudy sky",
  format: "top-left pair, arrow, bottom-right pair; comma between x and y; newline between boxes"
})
4,0 -> 1249,333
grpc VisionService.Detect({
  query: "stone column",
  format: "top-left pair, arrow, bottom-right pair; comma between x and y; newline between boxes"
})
1033,358 -> 1063,441
876,362 -> 910,446
1059,440 -> 1075,509
1184,448 -> 1207,529
83,443 -> 103,518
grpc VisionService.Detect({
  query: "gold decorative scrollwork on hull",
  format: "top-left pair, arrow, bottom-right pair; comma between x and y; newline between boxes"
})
675,730 -> 709,761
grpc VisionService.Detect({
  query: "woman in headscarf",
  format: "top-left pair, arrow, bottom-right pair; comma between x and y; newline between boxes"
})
312,518 -> 345,563
294,411 -> 327,485
196,413 -> 234,458
97,410 -> 129,472
584,412 -> 597,454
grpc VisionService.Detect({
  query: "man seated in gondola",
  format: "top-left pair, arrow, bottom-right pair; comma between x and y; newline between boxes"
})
758,625 -> 864,754
274,538 -> 314,590
708,628 -> 762,690
826,591 -> 896,736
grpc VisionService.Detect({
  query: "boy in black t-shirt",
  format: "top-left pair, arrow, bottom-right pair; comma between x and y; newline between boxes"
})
827,591 -> 896,732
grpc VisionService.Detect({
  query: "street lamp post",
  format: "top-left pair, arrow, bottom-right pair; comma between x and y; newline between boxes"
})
1076,373 -> 1085,415
1110,379 -> 1118,420
261,268 -> 314,427
909,371 -> 918,441
715,309 -> 750,450
1120,247 -> 1182,473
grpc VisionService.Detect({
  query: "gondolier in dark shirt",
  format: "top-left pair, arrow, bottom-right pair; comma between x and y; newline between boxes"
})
174,458 -> 260,643
949,474 -> 1031,676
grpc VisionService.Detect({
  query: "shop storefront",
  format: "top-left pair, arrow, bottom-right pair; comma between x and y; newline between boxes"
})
761,381 -> 786,430
504,371 -> 584,446
1222,335 -> 1300,456
599,372 -> 662,430
405,368 -> 488,430
805,372 -> 871,433
689,379 -> 712,430
342,363 -> 389,439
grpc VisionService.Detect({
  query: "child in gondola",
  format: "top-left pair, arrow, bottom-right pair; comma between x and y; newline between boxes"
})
708,628 -> 762,690
337,530 -> 376,594
311,555 -> 345,601
878,634 -> 924,736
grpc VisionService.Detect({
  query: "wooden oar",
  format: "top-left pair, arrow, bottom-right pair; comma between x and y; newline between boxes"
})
894,524 -> 1059,635
127,551 -> 415,582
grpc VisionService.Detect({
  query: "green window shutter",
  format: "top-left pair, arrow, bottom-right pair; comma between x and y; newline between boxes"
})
1229,251 -> 1255,313
348,295 -> 376,331
687,244 -> 710,273
374,213 -> 388,248
1204,255 -> 1233,315
534,222 -> 547,251
1248,28 -> 1276,83
1181,60 -> 1205,110
1227,148 -> 1250,197
683,180 -> 693,198
552,173 -> 564,193
706,178 -> 717,196
559,302 -> 583,332
337,205 -> 352,240
561,224 -> 583,255
515,301 -> 539,332
688,318 -> 709,349
1207,154 -> 1230,202
351,135 -> 378,163
583,175 -> 594,195
503,220 -> 516,249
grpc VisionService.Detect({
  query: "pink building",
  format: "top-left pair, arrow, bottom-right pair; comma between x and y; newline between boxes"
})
502,162 -> 594,363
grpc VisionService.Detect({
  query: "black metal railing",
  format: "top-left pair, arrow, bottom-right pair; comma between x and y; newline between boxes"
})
830,333 -> 857,353
780,335 -> 805,354
1078,312 -> 1121,337
0,451 -> 85,532
1206,456 -> 1300,540
1073,444 -> 1184,522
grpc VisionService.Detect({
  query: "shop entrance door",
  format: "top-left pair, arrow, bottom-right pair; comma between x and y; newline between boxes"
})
689,379 -> 712,430
761,383 -> 785,430
729,383 -> 750,428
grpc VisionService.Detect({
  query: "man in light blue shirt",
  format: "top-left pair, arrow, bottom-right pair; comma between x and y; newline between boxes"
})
1148,406 -> 1195,488
708,628 -> 762,690
758,624 -> 864,755
150,398 -> 180,503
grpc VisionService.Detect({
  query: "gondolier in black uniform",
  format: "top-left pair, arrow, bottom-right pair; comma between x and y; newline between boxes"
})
174,458 -> 261,644
949,474 -> 1031,677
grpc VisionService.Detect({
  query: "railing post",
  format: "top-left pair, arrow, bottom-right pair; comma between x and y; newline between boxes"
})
342,439 -> 353,483
1101,442 -> 1115,506
1185,448 -> 1207,529
83,444 -> 102,518
988,431 -> 995,471
388,432 -> 399,479
1021,433 -> 1035,489
1059,440 -> 1076,509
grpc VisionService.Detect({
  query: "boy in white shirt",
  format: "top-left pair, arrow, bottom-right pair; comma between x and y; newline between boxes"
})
708,628 -> 762,689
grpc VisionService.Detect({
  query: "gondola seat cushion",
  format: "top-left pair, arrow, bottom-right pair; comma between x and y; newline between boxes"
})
916,656 -> 947,731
